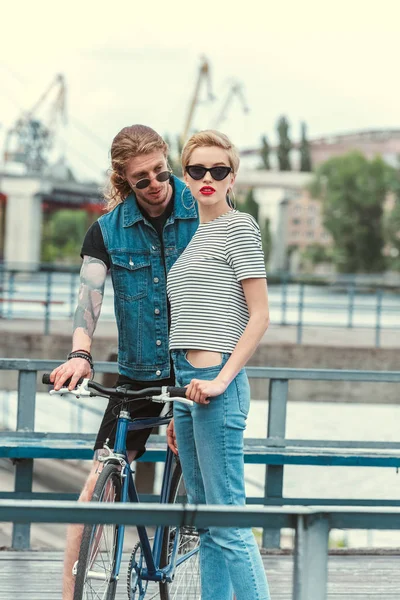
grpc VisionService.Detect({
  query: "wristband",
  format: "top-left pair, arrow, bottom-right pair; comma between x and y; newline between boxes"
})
68,351 -> 94,369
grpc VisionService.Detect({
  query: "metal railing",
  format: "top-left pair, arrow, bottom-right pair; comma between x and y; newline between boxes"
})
2,358 -> 400,552
1,499 -> 400,600
1,266 -> 399,344
274,279 -> 392,347
0,267 -> 80,335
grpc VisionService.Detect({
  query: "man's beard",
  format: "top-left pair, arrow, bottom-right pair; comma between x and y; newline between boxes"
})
136,184 -> 170,207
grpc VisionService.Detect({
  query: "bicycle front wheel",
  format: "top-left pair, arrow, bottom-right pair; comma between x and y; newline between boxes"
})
73,462 -> 122,600
159,459 -> 201,600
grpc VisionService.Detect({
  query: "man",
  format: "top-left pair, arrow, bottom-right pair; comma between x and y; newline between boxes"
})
50,124 -> 198,600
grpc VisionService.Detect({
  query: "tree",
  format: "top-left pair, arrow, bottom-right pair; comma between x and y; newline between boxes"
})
299,121 -> 312,172
276,116 -> 292,171
165,134 -> 182,177
310,151 -> 396,273
383,169 -> 400,270
261,217 -> 272,266
241,188 -> 259,222
240,190 -> 271,266
301,243 -> 332,266
259,135 -> 271,170
41,210 -> 91,263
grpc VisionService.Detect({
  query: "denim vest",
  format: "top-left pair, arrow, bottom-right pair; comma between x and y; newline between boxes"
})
98,176 -> 198,380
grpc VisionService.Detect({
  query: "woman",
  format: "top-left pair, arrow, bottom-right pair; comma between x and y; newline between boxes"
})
167,130 -> 271,600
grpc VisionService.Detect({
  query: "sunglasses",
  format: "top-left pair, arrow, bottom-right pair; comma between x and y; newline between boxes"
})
132,170 -> 171,190
186,165 -> 232,181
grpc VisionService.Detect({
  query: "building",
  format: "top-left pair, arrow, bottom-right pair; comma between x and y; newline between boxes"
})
286,189 -> 331,249
0,173 -> 103,270
235,170 -> 331,273
241,128 -> 400,170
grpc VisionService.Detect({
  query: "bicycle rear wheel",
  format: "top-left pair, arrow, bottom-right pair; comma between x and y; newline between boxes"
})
159,459 -> 201,600
73,463 -> 122,600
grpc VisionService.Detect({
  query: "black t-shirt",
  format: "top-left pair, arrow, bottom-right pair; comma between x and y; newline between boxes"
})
80,220 -> 111,268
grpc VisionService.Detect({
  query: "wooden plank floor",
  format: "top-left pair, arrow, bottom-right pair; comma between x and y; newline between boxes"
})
1,551 -> 399,599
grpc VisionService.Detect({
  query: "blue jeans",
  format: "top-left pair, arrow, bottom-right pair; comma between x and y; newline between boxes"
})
171,350 -> 270,600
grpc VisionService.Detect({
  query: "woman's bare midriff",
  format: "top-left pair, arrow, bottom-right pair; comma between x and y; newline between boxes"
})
186,349 -> 222,368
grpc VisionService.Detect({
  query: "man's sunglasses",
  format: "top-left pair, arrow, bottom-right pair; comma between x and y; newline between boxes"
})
132,170 -> 171,190
186,165 -> 232,181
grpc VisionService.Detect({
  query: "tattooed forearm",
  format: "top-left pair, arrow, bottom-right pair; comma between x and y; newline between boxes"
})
73,256 -> 107,340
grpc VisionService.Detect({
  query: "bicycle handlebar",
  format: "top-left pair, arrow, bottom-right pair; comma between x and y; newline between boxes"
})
42,373 -> 75,386
42,373 -> 188,400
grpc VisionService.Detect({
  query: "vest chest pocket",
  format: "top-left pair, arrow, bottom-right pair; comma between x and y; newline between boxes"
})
110,253 -> 150,301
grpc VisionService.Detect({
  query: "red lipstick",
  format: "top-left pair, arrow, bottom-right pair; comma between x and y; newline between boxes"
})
200,186 -> 216,196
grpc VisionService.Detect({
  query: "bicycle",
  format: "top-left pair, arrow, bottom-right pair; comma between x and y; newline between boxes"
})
42,374 -> 201,600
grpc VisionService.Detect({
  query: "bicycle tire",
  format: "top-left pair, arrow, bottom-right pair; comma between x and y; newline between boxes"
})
73,463 -> 122,600
159,459 -> 201,600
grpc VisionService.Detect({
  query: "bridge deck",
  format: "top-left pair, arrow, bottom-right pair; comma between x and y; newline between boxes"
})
1,550 -> 399,599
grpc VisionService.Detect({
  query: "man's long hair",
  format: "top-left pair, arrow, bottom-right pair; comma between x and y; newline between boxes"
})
104,125 -> 168,211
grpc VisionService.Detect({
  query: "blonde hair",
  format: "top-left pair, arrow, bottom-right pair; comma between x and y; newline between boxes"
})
181,130 -> 240,174
104,125 -> 168,211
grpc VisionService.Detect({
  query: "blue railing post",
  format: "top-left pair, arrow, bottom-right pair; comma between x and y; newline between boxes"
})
44,271 -> 52,336
12,369 -> 37,550
375,288 -> 383,348
262,377 -> 288,548
293,513 -> 329,600
347,282 -> 355,328
296,283 -> 305,344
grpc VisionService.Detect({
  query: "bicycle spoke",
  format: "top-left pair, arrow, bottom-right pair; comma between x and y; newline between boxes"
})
74,465 -> 121,600
163,526 -> 200,599
157,466 -> 201,600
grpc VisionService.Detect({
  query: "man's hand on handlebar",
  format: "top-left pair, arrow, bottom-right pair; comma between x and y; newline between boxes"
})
166,419 -> 178,456
50,358 -> 92,391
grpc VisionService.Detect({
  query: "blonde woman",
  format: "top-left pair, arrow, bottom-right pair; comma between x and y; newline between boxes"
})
167,130 -> 271,600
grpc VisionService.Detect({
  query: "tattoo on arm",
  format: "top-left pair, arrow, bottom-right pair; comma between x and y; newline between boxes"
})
73,256 -> 107,339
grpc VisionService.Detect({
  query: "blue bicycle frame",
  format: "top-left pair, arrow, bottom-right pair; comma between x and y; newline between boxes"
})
109,409 -> 193,584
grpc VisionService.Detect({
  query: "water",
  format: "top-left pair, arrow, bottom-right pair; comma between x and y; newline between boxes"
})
2,389 -> 400,547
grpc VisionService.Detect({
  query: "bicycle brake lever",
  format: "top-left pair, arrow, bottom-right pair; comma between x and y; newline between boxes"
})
151,391 -> 194,406
168,396 -> 194,406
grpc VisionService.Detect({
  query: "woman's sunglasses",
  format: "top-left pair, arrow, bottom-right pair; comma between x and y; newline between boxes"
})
132,170 -> 171,190
186,165 -> 232,181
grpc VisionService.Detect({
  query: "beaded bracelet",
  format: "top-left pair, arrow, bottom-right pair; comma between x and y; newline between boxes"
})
67,351 -> 94,370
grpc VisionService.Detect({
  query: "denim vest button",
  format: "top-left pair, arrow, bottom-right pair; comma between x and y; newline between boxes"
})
152,245 -> 157,250
154,308 -> 160,315
156,370 -> 161,376
156,340 -> 162,346
154,277 -> 159,283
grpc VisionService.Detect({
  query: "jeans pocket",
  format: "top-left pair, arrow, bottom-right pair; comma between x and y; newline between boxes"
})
234,372 -> 251,416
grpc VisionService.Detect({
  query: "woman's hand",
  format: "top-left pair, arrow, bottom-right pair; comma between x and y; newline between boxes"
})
185,378 -> 228,404
166,419 -> 178,455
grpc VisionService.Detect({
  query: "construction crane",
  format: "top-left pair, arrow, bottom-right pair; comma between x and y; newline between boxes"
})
180,56 -> 215,145
3,73 -> 67,173
212,81 -> 249,129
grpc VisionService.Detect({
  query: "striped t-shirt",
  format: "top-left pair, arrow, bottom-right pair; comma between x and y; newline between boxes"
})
167,209 -> 267,352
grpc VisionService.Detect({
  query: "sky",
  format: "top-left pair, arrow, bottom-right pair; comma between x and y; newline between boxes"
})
1,0 -> 399,181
